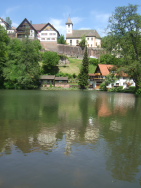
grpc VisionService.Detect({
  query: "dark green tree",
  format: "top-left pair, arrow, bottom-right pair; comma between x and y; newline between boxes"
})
78,47 -> 89,89
108,4 -> 141,91
58,35 -> 66,44
0,25 -> 10,88
42,51 -> 60,75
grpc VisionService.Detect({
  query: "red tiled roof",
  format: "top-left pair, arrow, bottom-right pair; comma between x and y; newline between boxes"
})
98,64 -> 114,76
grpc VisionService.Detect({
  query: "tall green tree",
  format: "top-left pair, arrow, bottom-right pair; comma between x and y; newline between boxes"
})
108,4 -> 141,91
42,51 -> 60,75
4,39 -> 41,89
0,25 -> 10,88
78,47 -> 89,89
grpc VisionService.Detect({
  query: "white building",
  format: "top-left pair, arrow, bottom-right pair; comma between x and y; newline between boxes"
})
89,64 -> 135,89
66,17 -> 101,48
16,18 -> 60,42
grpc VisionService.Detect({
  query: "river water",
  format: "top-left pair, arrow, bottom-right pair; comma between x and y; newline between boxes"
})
0,90 -> 141,188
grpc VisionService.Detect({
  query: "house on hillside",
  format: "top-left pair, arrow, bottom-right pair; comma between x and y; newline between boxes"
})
0,17 -> 16,37
0,17 -> 10,30
66,17 -> 101,48
16,18 -> 60,42
89,64 -> 135,89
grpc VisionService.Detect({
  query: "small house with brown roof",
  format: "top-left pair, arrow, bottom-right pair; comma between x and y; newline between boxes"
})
89,64 -> 135,89
40,75 -> 69,88
66,17 -> 101,48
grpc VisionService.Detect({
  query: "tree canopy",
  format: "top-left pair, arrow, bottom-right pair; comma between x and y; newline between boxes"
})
42,51 -> 60,75
107,4 -> 141,91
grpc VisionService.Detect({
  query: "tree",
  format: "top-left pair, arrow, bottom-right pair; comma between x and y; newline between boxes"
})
42,51 -> 60,75
58,35 -> 66,44
3,39 -> 41,89
5,17 -> 12,28
79,35 -> 87,49
78,47 -> 89,89
0,25 -> 10,88
108,4 -> 141,91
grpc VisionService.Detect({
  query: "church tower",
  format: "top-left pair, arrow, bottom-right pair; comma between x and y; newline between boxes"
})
66,17 -> 73,34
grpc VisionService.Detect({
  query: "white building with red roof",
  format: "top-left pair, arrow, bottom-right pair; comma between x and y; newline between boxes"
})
89,64 -> 135,89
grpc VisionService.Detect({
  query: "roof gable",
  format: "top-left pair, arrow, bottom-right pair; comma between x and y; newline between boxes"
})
16,18 -> 37,32
40,23 -> 60,36
97,64 -> 114,76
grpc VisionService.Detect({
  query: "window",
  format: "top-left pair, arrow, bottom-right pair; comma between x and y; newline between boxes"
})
41,33 -> 47,35
87,38 -> 89,40
76,40 -> 79,45
47,38 -> 50,40
41,38 -> 45,40
52,38 -> 55,40
70,40 -> 72,45
91,38 -> 93,40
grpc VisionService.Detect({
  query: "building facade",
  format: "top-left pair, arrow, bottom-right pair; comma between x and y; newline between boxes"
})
66,17 -> 101,48
16,18 -> 60,42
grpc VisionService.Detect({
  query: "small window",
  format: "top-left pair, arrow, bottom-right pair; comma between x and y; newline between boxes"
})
70,40 -> 72,45
91,38 -> 93,40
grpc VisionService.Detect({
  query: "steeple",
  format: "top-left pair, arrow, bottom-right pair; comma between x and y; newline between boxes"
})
66,17 -> 73,25
66,16 -> 73,34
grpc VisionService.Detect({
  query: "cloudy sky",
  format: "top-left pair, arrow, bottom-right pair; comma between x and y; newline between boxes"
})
1,0 -> 141,37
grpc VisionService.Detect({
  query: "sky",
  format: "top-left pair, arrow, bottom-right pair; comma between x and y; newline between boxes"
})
1,0 -> 141,37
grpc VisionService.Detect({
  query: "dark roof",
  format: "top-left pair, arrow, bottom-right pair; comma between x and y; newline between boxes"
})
16,18 -> 37,32
55,77 -> 68,81
40,75 -> 55,80
66,30 -> 101,39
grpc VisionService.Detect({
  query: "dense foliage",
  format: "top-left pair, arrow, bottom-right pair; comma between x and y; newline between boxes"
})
42,51 -> 60,75
3,39 -> 41,89
0,25 -> 10,88
106,4 -> 141,92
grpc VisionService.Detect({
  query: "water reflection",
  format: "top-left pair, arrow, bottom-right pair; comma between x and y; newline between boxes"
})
0,90 -> 141,186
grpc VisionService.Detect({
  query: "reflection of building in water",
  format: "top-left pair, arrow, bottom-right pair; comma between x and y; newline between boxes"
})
98,95 -> 112,117
0,138 -> 14,156
113,93 -> 135,108
109,120 -> 122,132
65,125 -> 99,155
29,128 -> 58,150
98,94 -> 135,117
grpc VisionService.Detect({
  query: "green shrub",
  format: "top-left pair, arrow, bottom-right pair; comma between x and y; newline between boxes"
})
109,86 -> 123,92
136,88 -> 141,95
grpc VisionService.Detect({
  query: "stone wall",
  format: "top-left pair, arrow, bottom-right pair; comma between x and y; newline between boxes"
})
40,42 -> 106,58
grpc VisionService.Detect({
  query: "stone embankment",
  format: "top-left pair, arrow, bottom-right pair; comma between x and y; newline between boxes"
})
40,42 -> 106,58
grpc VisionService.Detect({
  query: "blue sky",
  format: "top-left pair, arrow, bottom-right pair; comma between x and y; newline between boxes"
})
1,0 -> 141,37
